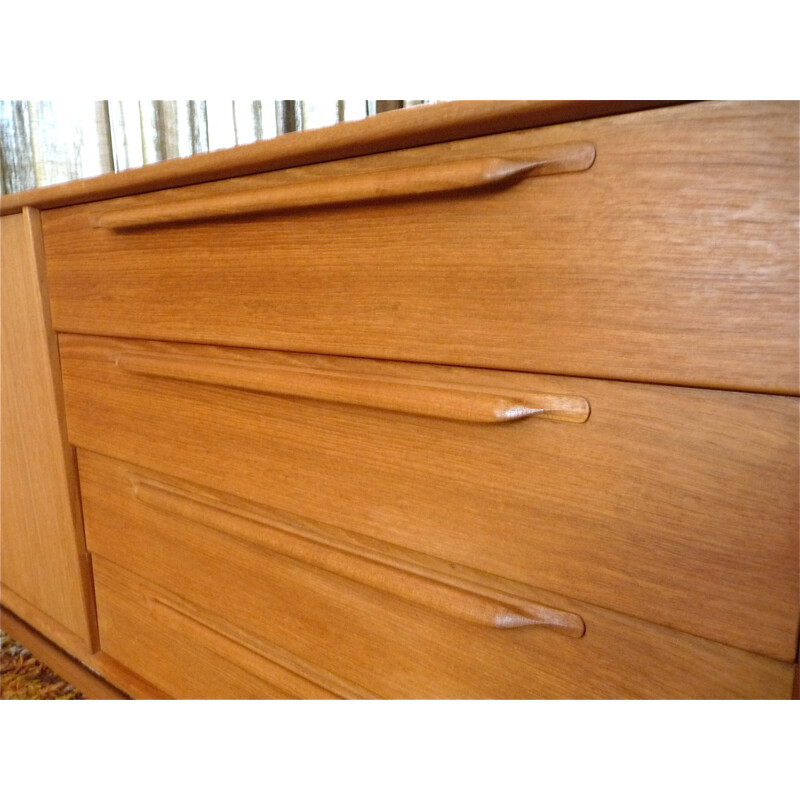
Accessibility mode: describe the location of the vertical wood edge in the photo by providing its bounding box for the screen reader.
[20,206,100,651]
[0,596,170,699]
[1,585,95,660]
[0,605,127,699]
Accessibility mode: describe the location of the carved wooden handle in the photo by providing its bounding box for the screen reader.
[96,141,596,229]
[132,478,586,638]
[117,351,590,424]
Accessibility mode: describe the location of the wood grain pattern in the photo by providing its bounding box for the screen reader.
[0,210,97,650]
[0,101,681,214]
[146,595,377,699]
[6,100,796,700]
[0,585,96,664]
[42,102,799,394]
[96,144,595,228]
[77,651,170,699]
[82,477,795,699]
[132,477,586,636]
[118,350,590,424]
[61,345,799,664]
[93,575,294,699]
[93,558,373,699]
[1,590,168,699]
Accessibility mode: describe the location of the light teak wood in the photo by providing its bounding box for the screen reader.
[118,350,590,424]
[145,594,378,699]
[93,558,375,699]
[4,101,797,700]
[43,102,799,394]
[96,144,595,229]
[132,477,586,636]
[0,210,96,650]
[60,338,800,661]
[92,568,296,699]
[81,461,795,699]
[0,587,169,698]
[0,101,679,214]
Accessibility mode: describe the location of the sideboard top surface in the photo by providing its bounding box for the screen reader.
[0,101,684,215]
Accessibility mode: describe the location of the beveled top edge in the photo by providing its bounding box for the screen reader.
[0,100,690,215]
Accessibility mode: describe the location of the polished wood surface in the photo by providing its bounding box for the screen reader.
[0,210,97,650]
[94,558,375,699]
[96,143,595,229]
[1,587,168,699]
[64,326,798,662]
[0,101,680,215]
[4,100,796,699]
[81,462,794,699]
[117,349,590,424]
[94,570,291,699]
[132,477,586,636]
[145,594,378,699]
[43,102,799,394]
[0,586,97,665]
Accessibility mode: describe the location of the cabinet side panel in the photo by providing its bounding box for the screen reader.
[1,209,97,649]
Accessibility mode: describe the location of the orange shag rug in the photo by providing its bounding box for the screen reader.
[1,630,84,700]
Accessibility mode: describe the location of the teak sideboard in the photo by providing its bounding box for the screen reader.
[1,100,798,699]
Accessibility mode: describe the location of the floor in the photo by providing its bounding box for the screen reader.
[0,629,85,699]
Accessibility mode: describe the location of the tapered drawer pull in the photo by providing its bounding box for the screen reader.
[96,141,596,229]
[117,352,590,424]
[133,478,586,638]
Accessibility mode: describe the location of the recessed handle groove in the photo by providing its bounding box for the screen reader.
[133,478,586,638]
[117,351,590,424]
[96,141,596,229]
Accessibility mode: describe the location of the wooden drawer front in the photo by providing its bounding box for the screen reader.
[44,102,798,394]
[1,211,96,650]
[93,556,362,700]
[60,335,800,661]
[81,453,795,699]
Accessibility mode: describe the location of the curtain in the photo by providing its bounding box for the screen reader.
[0,100,434,195]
